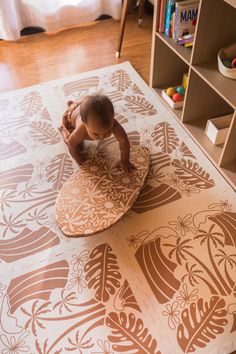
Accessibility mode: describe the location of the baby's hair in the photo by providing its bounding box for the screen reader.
[80,94,114,126]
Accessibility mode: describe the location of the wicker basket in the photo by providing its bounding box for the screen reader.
[217,43,236,80]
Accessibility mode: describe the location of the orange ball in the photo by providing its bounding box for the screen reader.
[166,87,176,97]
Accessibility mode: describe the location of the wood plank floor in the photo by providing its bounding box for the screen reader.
[0,10,153,94]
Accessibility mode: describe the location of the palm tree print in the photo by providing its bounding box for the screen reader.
[164,224,234,296]
[215,249,236,289]
[195,224,224,248]
[163,237,193,266]
[194,224,232,295]
[182,263,218,294]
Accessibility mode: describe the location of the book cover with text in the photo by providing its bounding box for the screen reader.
[174,0,199,39]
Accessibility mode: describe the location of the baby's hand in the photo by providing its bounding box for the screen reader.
[117,159,136,174]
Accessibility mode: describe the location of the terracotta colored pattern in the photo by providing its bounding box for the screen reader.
[0,62,236,354]
[55,145,150,237]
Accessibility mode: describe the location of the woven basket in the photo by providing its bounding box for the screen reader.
[218,43,236,80]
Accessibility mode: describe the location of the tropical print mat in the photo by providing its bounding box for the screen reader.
[0,62,236,354]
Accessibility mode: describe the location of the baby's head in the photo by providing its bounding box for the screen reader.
[80,94,114,140]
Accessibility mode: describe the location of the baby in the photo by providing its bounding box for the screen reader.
[59,94,134,173]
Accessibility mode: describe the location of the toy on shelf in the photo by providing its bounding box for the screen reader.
[218,43,236,80]
[161,72,188,109]
[231,58,236,68]
[182,72,188,89]
[162,85,185,108]
[177,34,194,47]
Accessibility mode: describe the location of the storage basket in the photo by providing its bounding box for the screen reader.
[217,43,236,80]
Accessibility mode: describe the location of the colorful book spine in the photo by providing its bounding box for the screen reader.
[165,0,181,37]
[159,0,167,33]
[161,0,167,32]
[164,0,172,36]
[169,6,176,38]
[159,0,164,32]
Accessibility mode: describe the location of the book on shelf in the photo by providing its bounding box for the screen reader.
[184,41,193,47]
[159,0,167,32]
[177,33,194,45]
[165,0,176,36]
[174,0,199,40]
[164,0,185,37]
[169,6,176,38]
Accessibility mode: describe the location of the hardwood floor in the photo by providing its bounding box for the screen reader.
[0,10,153,94]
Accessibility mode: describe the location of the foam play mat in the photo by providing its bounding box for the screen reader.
[55,144,150,237]
[0,62,236,354]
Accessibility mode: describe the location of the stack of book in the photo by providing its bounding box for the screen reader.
[158,0,199,47]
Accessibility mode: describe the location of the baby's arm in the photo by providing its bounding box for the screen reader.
[113,120,134,173]
[58,124,70,144]
[67,125,87,165]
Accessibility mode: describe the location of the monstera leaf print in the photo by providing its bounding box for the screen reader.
[177,296,227,353]
[106,90,123,103]
[84,244,122,302]
[124,96,157,115]
[151,151,171,169]
[40,107,51,120]
[151,122,179,153]
[106,312,161,354]
[29,121,60,145]
[46,153,74,191]
[228,303,236,333]
[172,159,215,189]
[110,70,133,91]
[178,142,196,159]
[132,83,144,95]
[19,91,43,116]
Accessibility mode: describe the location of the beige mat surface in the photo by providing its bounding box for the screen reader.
[0,62,235,354]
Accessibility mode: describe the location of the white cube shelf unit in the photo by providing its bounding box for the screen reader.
[150,0,236,190]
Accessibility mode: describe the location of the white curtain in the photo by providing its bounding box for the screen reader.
[0,0,122,40]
